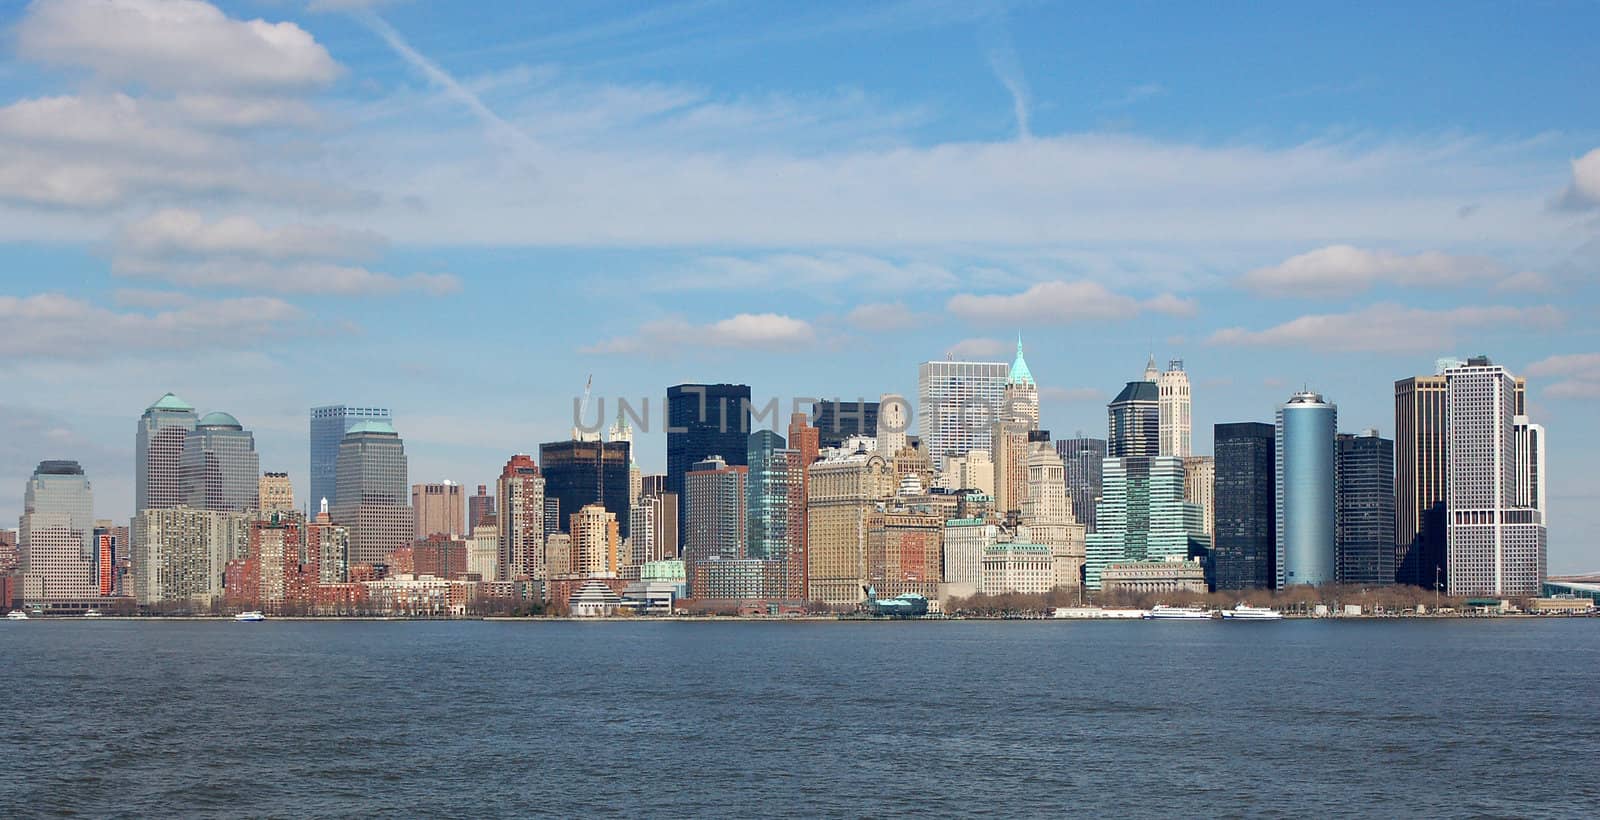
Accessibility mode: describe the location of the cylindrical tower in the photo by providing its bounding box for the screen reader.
[1276,391,1337,587]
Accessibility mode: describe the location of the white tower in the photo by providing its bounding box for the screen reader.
[1158,360,1192,458]
[876,393,909,457]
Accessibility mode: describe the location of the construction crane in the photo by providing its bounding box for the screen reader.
[572,374,595,441]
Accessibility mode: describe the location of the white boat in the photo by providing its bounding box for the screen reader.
[1222,603,1284,621]
[234,611,267,622]
[1053,606,1148,619]
[5,610,28,620]
[1142,604,1215,620]
[82,609,102,618]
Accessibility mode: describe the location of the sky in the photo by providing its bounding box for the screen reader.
[0,0,1597,570]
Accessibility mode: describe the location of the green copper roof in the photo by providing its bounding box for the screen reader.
[147,392,194,412]
[197,411,242,429]
[346,420,397,436]
[1008,335,1035,386]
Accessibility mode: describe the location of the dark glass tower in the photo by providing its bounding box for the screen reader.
[667,384,752,544]
[1213,422,1276,590]
[1107,381,1159,458]
[539,439,632,539]
[810,400,879,451]
[1055,437,1107,533]
[1337,431,1396,586]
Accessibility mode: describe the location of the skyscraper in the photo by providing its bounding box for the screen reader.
[309,404,391,513]
[1276,392,1337,588]
[876,394,910,457]
[607,406,643,508]
[1020,432,1085,592]
[133,506,250,606]
[539,438,631,539]
[667,384,752,545]
[991,419,1031,516]
[1005,337,1039,428]
[917,360,1009,469]
[19,460,100,611]
[1336,431,1396,586]
[259,472,294,515]
[411,481,464,538]
[684,455,747,597]
[467,484,495,529]
[569,504,620,578]
[137,393,198,513]
[866,506,944,598]
[330,420,412,569]
[747,430,806,598]
[1108,377,1160,458]
[812,400,880,451]
[1158,360,1192,458]
[496,455,544,581]
[1055,437,1106,533]
[1183,455,1215,544]
[181,411,260,513]
[1444,357,1546,597]
[1083,456,1206,590]
[807,449,895,604]
[1213,422,1276,590]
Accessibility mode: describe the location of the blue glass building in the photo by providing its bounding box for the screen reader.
[1276,392,1337,587]
[310,404,391,513]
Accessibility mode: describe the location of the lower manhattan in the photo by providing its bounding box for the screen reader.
[3,1,1598,817]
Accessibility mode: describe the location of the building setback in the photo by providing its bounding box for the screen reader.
[1336,431,1396,586]
[1213,422,1276,590]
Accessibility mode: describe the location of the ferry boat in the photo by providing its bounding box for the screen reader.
[82,609,103,618]
[5,610,28,620]
[234,611,267,622]
[1142,604,1215,620]
[1222,603,1285,621]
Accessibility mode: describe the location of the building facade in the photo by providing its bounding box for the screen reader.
[866,506,943,599]
[259,472,295,515]
[1276,392,1337,588]
[1020,435,1085,593]
[812,400,880,451]
[917,360,1009,469]
[667,384,752,545]
[180,412,259,513]
[1336,431,1396,586]
[1056,437,1107,533]
[569,504,621,578]
[137,393,199,513]
[979,542,1055,596]
[942,517,998,590]
[19,460,100,611]
[496,455,545,581]
[1084,456,1206,590]
[411,481,465,538]
[133,506,251,606]
[1213,422,1276,590]
[309,404,391,513]
[1158,360,1192,458]
[684,456,748,597]
[540,439,632,539]
[1183,455,1215,544]
[330,420,412,570]
[747,430,806,598]
[807,451,895,605]
[1108,379,1160,458]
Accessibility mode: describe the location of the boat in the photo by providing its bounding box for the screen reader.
[234,611,267,622]
[1053,606,1148,619]
[5,610,28,620]
[1222,603,1284,621]
[1142,604,1215,620]
[82,609,103,618]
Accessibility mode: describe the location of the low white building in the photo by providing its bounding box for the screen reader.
[943,517,998,588]
[1099,557,1208,595]
[979,542,1054,596]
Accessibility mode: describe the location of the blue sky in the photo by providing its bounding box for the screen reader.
[1,0,1598,570]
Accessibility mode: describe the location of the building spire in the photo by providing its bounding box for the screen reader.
[1008,333,1035,386]
[1144,353,1159,382]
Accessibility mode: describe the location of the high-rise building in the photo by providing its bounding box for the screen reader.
[812,400,880,451]
[19,460,100,611]
[1055,437,1106,533]
[181,412,260,513]
[684,456,747,597]
[1108,376,1160,458]
[309,405,391,513]
[467,484,495,529]
[539,439,631,539]
[628,492,679,565]
[607,406,643,508]
[569,504,620,578]
[330,420,411,570]
[918,360,1009,469]
[307,503,349,584]
[746,431,805,598]
[1336,431,1396,586]
[991,419,1031,516]
[411,481,464,538]
[137,393,198,513]
[1276,391,1337,588]
[1083,456,1205,590]
[133,506,250,606]
[1005,337,1039,429]
[667,384,752,545]
[495,455,544,581]
[787,412,819,588]
[1158,360,1192,458]
[807,450,895,604]
[1444,357,1546,597]
[876,394,910,457]
[866,506,943,598]
[259,472,295,515]
[1183,455,1215,543]
[1019,433,1085,593]
[944,449,995,496]
[1213,422,1276,590]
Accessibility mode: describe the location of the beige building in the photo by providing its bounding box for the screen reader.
[979,542,1054,596]
[945,449,994,496]
[469,522,499,580]
[807,451,895,605]
[991,420,1031,517]
[1158,360,1192,458]
[866,506,943,598]
[412,481,464,538]
[1100,557,1208,595]
[496,455,545,581]
[1019,438,1085,593]
[259,472,295,515]
[571,504,620,578]
[133,506,251,606]
[1183,456,1215,542]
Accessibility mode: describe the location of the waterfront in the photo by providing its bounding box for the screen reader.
[3,620,1598,817]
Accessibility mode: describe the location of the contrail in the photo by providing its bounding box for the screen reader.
[979,16,1031,141]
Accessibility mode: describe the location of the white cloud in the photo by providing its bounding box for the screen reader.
[1526,352,1600,399]
[1556,147,1600,210]
[845,302,922,330]
[947,280,1194,324]
[1208,303,1563,353]
[583,313,816,355]
[945,338,1009,359]
[668,252,961,292]
[116,209,383,261]
[16,0,340,92]
[1239,245,1507,297]
[0,293,305,359]
[114,259,460,296]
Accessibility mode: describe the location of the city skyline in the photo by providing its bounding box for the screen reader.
[0,0,1596,572]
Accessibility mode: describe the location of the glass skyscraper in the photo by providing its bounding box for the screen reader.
[1055,437,1107,533]
[1336,431,1396,586]
[1276,392,1337,588]
[310,404,391,513]
[1213,422,1276,590]
[1083,455,1205,590]
[539,439,632,539]
[1107,380,1160,458]
[19,460,99,609]
[137,393,198,513]
[917,360,1009,469]
[181,411,260,513]
[811,400,880,451]
[667,384,751,545]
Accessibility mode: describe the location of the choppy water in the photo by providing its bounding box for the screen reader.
[2,619,1597,817]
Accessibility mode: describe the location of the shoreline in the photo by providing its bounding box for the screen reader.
[6,613,1596,623]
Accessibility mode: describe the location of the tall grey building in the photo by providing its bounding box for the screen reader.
[310,404,391,513]
[1107,378,1159,458]
[19,460,100,610]
[1276,392,1337,588]
[1213,422,1276,590]
[137,393,198,513]
[1336,431,1395,586]
[917,360,1009,469]
[331,420,412,568]
[181,412,260,513]
[1055,437,1107,533]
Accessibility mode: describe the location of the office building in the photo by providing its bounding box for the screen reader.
[180,411,260,513]
[411,481,464,538]
[468,484,495,529]
[569,504,620,578]
[1108,375,1160,458]
[876,394,910,457]
[540,439,631,539]
[942,517,999,591]
[1336,431,1396,586]
[1444,358,1546,597]
[1019,433,1085,592]
[787,412,819,584]
[1158,360,1192,458]
[607,406,643,507]
[1183,455,1215,543]
[944,449,995,496]
[137,393,199,513]
[1276,392,1337,588]
[747,430,805,598]
[979,542,1055,596]
[133,506,251,606]
[684,456,747,596]
[1005,338,1039,428]
[667,384,752,545]
[1101,557,1208,595]
[1213,423,1276,590]
[468,522,499,581]
[330,420,412,570]
[812,400,880,451]
[991,419,1031,517]
[310,405,391,513]
[918,359,1009,469]
[866,506,943,599]
[1056,437,1106,533]
[807,450,895,604]
[1084,456,1206,591]
[19,460,100,611]
[496,455,545,581]
[259,472,294,515]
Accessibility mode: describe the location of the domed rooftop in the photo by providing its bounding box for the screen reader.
[197,411,242,429]
[346,419,397,436]
[147,392,194,412]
